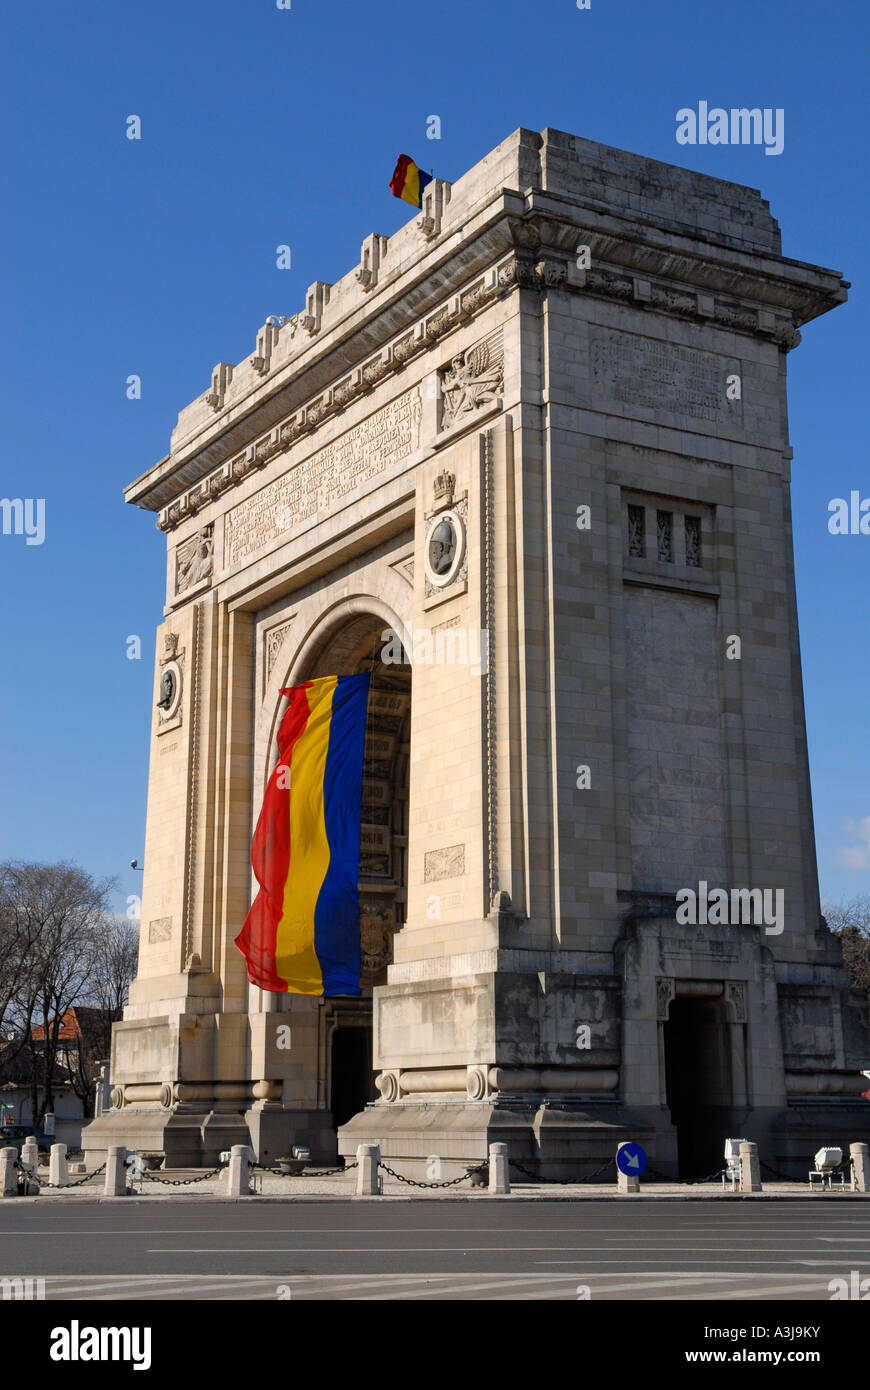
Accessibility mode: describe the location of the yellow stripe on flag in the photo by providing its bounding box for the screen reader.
[275,677,338,993]
[404,166,421,206]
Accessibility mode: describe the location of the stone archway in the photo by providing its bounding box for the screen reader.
[300,614,412,993]
[265,608,412,1134]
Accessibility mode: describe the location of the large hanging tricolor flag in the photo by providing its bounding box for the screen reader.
[389,153,433,208]
[236,672,370,996]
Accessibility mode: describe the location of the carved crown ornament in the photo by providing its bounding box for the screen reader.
[433,470,455,507]
[155,219,801,534]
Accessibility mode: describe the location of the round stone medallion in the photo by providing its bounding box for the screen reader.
[424,509,465,588]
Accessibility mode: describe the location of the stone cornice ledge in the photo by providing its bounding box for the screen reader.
[132,207,846,529]
[126,186,528,514]
[521,189,848,325]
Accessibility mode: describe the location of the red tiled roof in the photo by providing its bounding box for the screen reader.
[30,1006,107,1043]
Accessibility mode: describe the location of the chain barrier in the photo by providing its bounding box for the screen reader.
[682,1166,730,1186]
[13,1150,839,1195]
[140,1165,224,1187]
[509,1156,616,1185]
[759,1159,805,1183]
[760,1157,851,1187]
[378,1161,487,1189]
[642,1161,728,1186]
[510,1158,733,1187]
[14,1158,107,1190]
[61,1163,108,1188]
[250,1161,358,1177]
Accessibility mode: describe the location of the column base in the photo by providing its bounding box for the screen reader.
[244,1106,338,1166]
[81,1106,251,1168]
[337,1099,661,1181]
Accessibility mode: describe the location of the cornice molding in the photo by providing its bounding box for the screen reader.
[151,211,837,531]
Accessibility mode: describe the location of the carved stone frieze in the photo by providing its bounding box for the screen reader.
[155,226,804,534]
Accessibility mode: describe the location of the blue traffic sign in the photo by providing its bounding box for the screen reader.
[616,1142,647,1176]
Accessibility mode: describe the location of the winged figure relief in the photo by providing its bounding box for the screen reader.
[441,337,504,425]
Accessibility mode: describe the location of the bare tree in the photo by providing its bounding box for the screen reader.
[0,863,40,1057]
[86,915,139,1050]
[67,915,139,1113]
[823,894,870,997]
[0,861,112,1124]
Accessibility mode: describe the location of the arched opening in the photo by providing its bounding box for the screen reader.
[300,613,411,1134]
[664,995,733,1178]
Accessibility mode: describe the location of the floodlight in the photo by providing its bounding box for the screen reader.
[814,1147,842,1173]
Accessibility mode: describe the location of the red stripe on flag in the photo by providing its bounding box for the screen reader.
[389,153,414,200]
[235,683,314,991]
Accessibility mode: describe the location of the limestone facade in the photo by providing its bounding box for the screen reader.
[82,128,869,1176]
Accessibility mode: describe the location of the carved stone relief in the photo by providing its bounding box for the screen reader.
[656,976,675,1021]
[175,524,214,597]
[148,917,172,944]
[265,619,295,683]
[725,981,747,1024]
[424,844,466,882]
[439,329,504,429]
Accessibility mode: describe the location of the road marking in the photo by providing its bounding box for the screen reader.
[664,1281,830,1300]
[352,1274,556,1300]
[30,1270,845,1301]
[147,1251,828,1262]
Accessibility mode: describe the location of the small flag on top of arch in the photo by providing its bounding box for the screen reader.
[389,153,433,208]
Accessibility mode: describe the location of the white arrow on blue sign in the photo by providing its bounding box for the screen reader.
[616,1142,647,1175]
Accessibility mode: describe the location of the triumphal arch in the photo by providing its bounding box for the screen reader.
[83,128,869,1177]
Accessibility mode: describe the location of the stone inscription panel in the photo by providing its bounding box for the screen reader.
[590,327,742,429]
[224,387,422,568]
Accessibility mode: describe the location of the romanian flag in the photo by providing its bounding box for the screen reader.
[236,673,370,996]
[389,153,433,208]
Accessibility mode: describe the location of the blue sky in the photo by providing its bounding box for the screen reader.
[0,0,867,914]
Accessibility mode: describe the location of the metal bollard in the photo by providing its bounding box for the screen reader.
[355,1144,381,1195]
[488,1143,510,1194]
[616,1142,640,1194]
[850,1142,869,1193]
[225,1144,251,1197]
[104,1145,127,1196]
[739,1141,762,1193]
[0,1147,17,1196]
[49,1143,67,1189]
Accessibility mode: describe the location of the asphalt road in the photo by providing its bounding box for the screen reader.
[1,1199,868,1299]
